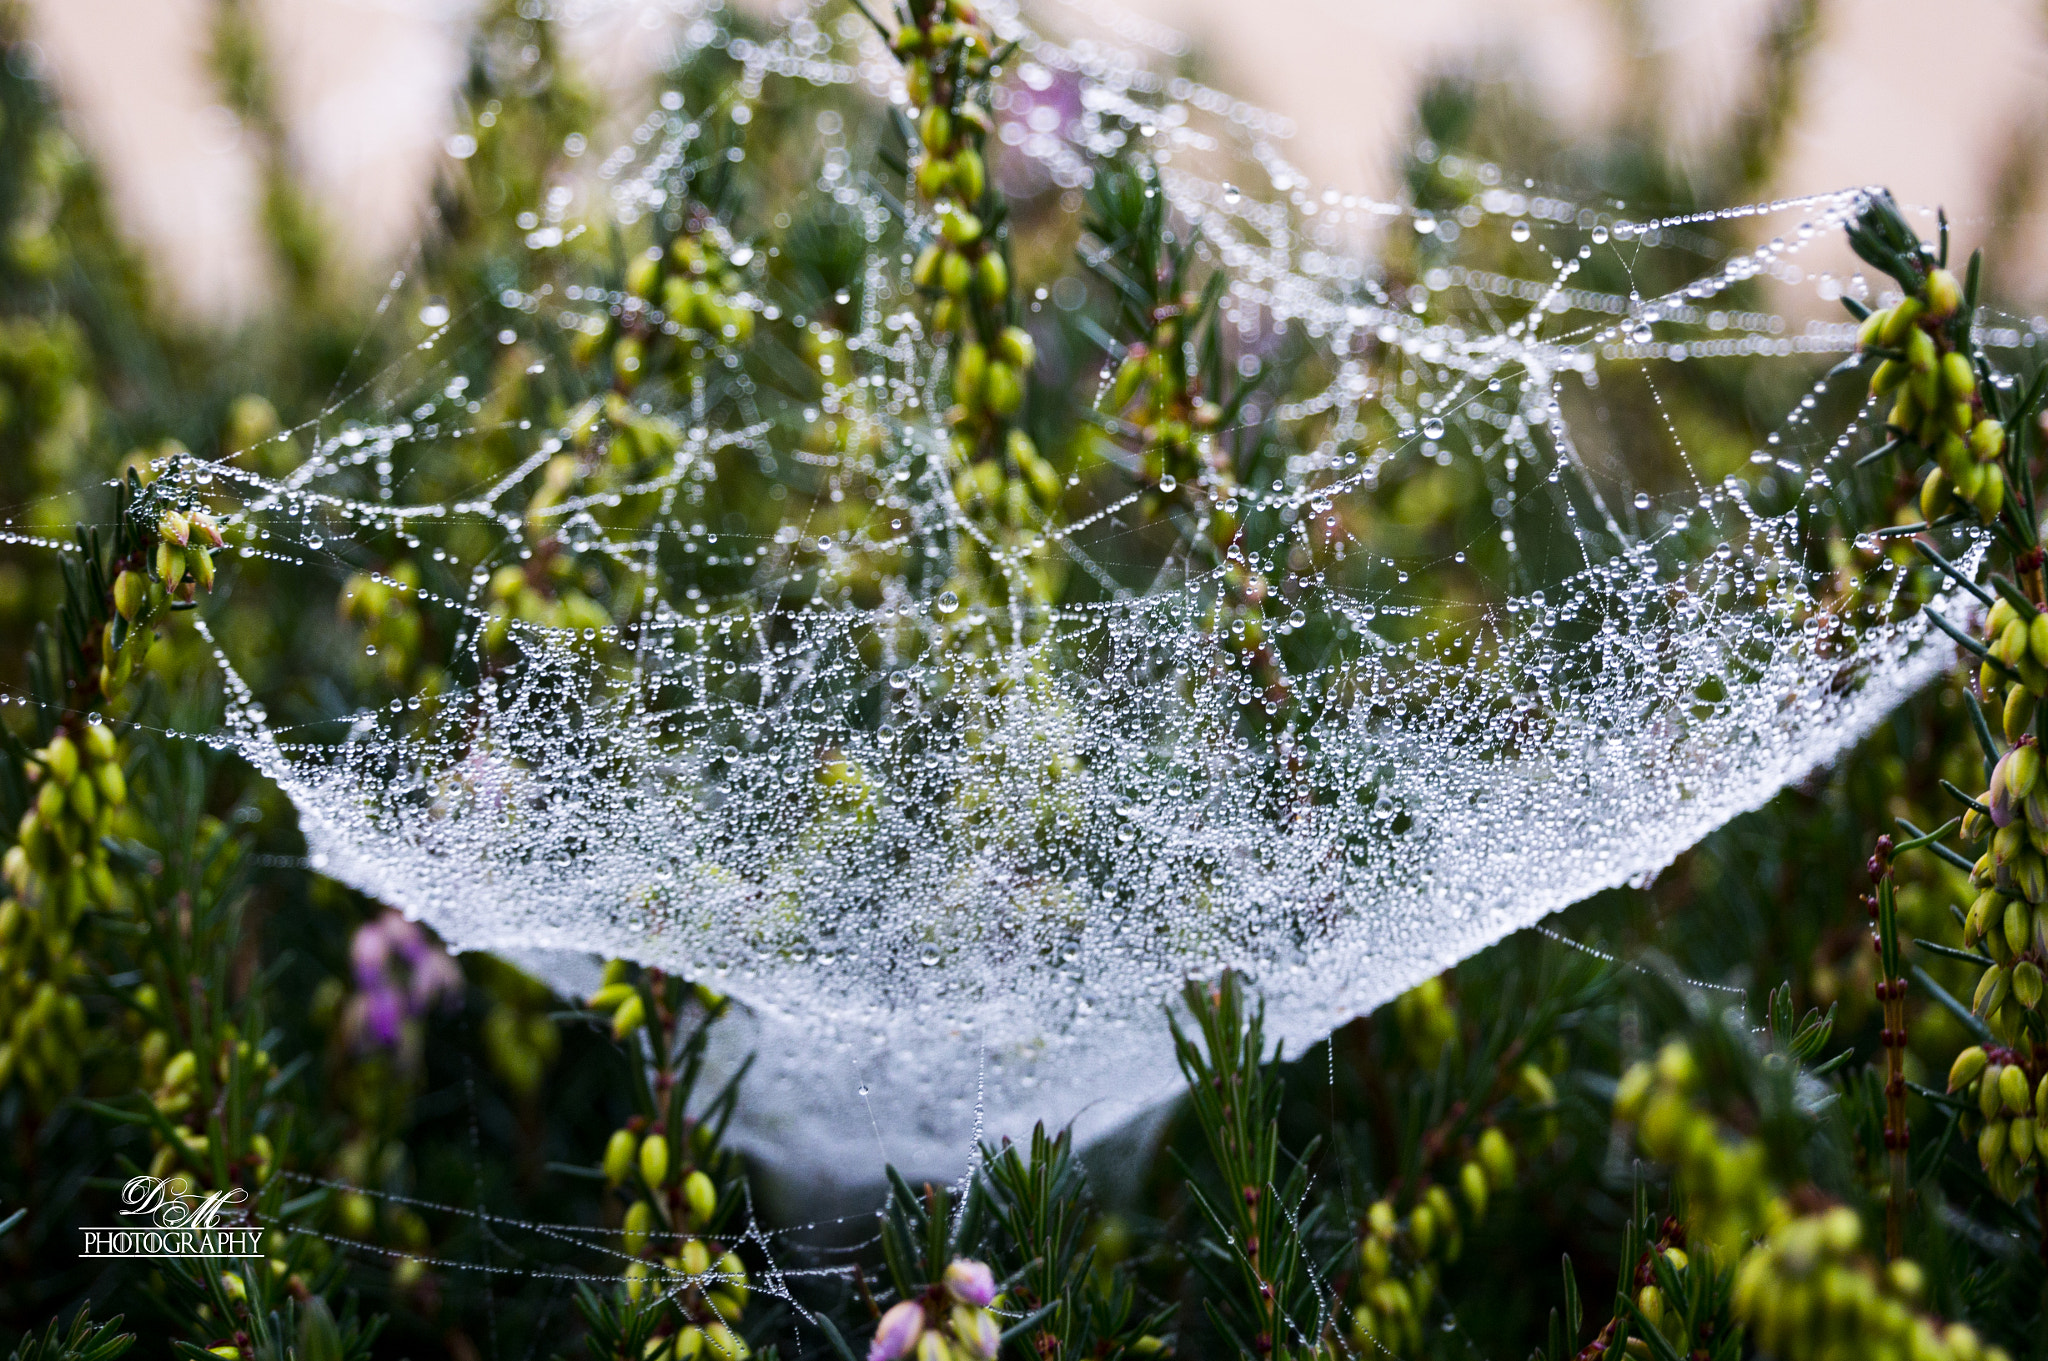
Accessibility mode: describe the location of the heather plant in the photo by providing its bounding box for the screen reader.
[8,1,2048,1359]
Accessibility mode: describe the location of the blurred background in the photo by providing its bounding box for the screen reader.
[22,0,2048,329]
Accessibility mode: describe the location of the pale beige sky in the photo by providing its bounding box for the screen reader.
[22,0,2048,324]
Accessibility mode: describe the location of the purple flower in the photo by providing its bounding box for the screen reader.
[360,988,403,1047]
[943,1258,995,1307]
[343,911,463,1053]
[868,1300,924,1361]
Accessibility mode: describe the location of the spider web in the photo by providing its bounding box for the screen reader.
[118,0,2026,1184]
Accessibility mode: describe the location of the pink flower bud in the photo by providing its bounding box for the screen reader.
[943,1258,996,1307]
[869,1301,924,1361]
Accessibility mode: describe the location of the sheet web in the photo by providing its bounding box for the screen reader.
[113,0,2018,1189]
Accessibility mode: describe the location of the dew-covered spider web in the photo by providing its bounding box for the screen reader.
[106,0,2044,1183]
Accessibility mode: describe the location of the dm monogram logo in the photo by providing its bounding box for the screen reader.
[78,1175,262,1258]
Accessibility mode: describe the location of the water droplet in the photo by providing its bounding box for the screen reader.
[1222,183,1240,204]
[418,298,451,328]
[1510,221,1530,242]
[1633,492,1650,511]
[1590,225,1609,245]
[935,590,960,614]
[1421,416,1445,439]
[1158,474,1177,493]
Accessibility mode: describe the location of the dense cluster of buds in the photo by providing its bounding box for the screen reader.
[1856,274,2003,524]
[607,221,757,382]
[891,0,1050,542]
[1612,1042,1783,1260]
[1840,192,2004,525]
[868,1258,1001,1361]
[1349,1125,1516,1355]
[1614,1037,2003,1361]
[1958,666,2048,1064]
[1945,1043,2048,1198]
[0,720,128,1103]
[152,506,225,603]
[588,962,753,1358]
[1349,976,1557,1354]
[1732,1210,2006,1361]
[1102,297,1234,524]
[897,0,999,338]
[141,1024,276,1183]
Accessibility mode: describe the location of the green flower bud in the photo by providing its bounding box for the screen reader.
[2016,1114,2038,1164]
[1612,1061,1653,1121]
[1857,308,1888,350]
[68,774,96,823]
[940,251,973,298]
[603,1128,636,1185]
[1977,964,2012,1018]
[938,205,983,245]
[2001,619,2032,668]
[155,541,184,585]
[1477,1126,1515,1190]
[157,509,191,546]
[953,342,988,407]
[1942,349,1976,401]
[1888,387,1921,434]
[1968,891,2001,944]
[954,147,986,203]
[1637,1285,1664,1331]
[639,1132,670,1188]
[1975,462,2006,519]
[2018,847,2046,903]
[1870,357,1907,397]
[918,105,952,153]
[915,155,952,200]
[1905,325,1937,375]
[686,1168,717,1223]
[81,722,116,766]
[1925,267,1963,320]
[1950,1045,1990,1091]
[588,982,634,1011]
[611,992,646,1039]
[2008,686,2038,744]
[2016,959,2044,1010]
[1458,1160,1488,1218]
[42,734,79,786]
[1920,466,1954,523]
[983,361,1022,416]
[973,251,1008,305]
[996,325,1035,370]
[1979,1119,2006,1169]
[624,252,661,299]
[113,569,147,621]
[912,243,944,291]
[1948,398,1975,435]
[1515,1062,1557,1107]
[682,1237,711,1276]
[2010,899,2037,956]
[1973,418,2007,462]
[1878,296,1924,347]
[189,544,215,591]
[1946,439,1980,495]
[623,1199,653,1255]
